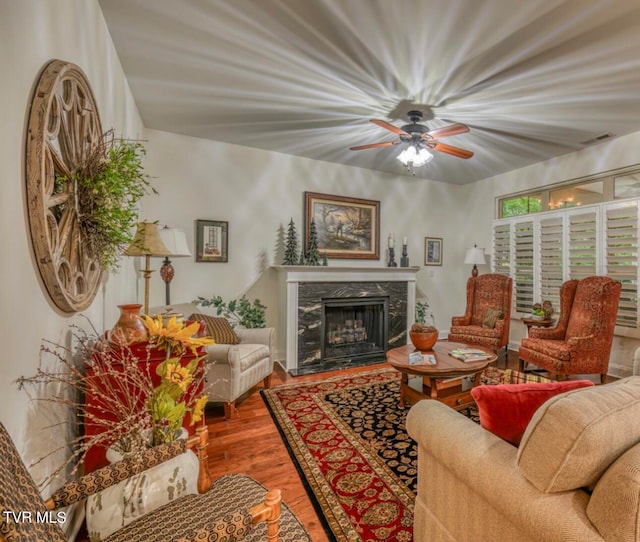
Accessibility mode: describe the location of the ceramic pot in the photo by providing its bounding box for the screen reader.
[110,304,148,346]
[410,330,439,351]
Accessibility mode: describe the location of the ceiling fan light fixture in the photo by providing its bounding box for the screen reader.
[397,144,433,168]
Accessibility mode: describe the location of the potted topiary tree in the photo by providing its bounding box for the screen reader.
[410,300,439,351]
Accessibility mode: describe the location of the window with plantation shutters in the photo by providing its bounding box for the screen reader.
[492,223,511,276]
[514,221,534,313]
[539,216,564,311]
[568,210,598,280]
[605,202,639,328]
[493,198,640,336]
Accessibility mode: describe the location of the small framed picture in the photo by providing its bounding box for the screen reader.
[424,237,443,266]
[196,220,228,262]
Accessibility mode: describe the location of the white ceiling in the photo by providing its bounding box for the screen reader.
[98,0,640,184]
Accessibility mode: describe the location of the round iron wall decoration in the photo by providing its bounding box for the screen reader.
[26,59,104,312]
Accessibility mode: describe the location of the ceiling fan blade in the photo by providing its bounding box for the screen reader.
[350,141,400,151]
[424,123,470,139]
[370,119,410,137]
[432,142,474,159]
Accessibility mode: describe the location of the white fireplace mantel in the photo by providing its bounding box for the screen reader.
[273,266,420,371]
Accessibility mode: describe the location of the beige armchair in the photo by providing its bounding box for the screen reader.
[407,376,640,542]
[152,303,275,419]
[204,326,275,418]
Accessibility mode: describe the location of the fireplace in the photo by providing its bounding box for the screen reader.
[322,297,389,364]
[274,266,419,374]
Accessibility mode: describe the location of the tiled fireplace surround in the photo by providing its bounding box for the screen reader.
[275,267,419,373]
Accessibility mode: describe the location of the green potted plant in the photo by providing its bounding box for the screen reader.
[193,295,266,328]
[410,300,439,351]
[531,303,545,320]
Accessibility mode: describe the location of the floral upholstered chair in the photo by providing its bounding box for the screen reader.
[448,274,513,357]
[518,275,621,383]
[0,423,311,542]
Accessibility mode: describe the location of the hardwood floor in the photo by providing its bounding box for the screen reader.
[203,363,368,541]
[76,349,606,541]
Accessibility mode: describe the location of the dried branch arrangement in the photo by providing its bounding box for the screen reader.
[17,319,212,487]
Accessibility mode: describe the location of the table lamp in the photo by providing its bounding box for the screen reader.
[158,226,192,305]
[464,244,487,277]
[124,222,171,314]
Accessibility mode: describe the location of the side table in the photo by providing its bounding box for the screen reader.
[521,317,554,334]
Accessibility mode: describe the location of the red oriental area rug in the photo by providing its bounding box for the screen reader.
[261,368,505,541]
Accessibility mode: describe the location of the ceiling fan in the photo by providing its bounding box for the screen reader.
[350,110,473,170]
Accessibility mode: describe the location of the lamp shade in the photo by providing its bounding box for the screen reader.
[464,246,487,265]
[158,227,191,257]
[124,222,171,257]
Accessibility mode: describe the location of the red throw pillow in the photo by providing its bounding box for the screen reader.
[471,380,595,446]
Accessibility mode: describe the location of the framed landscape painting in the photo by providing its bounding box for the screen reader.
[304,192,380,259]
[424,237,443,266]
[196,220,228,262]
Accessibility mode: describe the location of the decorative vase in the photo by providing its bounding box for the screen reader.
[409,330,439,351]
[110,303,148,346]
[90,427,196,540]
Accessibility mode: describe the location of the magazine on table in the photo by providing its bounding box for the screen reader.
[449,348,492,362]
[408,351,437,365]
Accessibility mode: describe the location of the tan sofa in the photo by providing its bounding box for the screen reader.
[151,303,275,418]
[406,376,640,542]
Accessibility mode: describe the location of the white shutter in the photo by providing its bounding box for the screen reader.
[514,220,534,313]
[605,202,639,328]
[539,215,564,311]
[492,222,511,276]
[568,210,598,280]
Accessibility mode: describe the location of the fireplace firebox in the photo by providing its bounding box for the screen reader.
[321,297,388,364]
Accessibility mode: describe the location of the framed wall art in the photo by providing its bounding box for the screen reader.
[196,220,228,262]
[304,192,380,259]
[424,237,443,266]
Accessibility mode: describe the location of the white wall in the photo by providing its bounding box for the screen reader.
[141,128,470,339]
[0,0,144,503]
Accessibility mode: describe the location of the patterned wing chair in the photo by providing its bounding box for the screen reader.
[448,274,513,356]
[518,276,622,383]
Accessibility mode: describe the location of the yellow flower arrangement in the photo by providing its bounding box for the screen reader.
[142,314,214,356]
[142,314,215,444]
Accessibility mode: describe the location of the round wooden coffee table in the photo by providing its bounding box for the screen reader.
[386,341,496,410]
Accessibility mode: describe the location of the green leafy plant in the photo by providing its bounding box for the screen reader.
[193,295,267,328]
[415,300,430,324]
[413,300,436,333]
[531,302,545,317]
[59,130,157,272]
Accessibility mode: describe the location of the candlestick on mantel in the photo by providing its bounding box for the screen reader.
[388,246,397,267]
[400,244,409,267]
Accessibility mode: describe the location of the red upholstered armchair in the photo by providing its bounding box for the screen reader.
[448,274,513,356]
[519,276,622,383]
